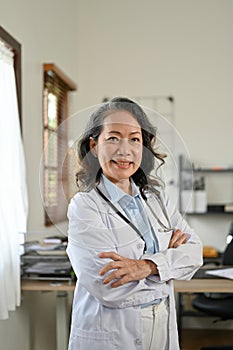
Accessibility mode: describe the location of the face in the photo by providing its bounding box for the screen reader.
[90,111,143,187]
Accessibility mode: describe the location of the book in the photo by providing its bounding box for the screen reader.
[34,248,67,256]
[25,242,66,252]
[43,235,68,244]
[19,233,36,255]
[224,203,233,213]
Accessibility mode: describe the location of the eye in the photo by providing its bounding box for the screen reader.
[106,136,120,143]
[130,137,141,143]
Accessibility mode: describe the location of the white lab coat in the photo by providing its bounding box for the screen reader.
[67,180,203,350]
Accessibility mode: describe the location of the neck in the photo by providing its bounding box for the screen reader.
[115,179,132,195]
[104,175,132,195]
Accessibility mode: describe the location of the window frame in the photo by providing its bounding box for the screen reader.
[43,63,77,226]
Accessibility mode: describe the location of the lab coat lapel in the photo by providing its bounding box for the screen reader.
[96,181,128,217]
[144,193,168,229]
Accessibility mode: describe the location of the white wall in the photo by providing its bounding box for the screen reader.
[74,0,233,251]
[1,0,233,349]
[0,1,78,349]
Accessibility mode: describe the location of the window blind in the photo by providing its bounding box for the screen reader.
[43,64,77,226]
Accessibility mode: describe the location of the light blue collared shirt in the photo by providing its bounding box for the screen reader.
[102,175,159,254]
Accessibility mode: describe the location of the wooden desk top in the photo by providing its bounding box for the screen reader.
[21,278,233,293]
[21,279,75,292]
[174,278,233,293]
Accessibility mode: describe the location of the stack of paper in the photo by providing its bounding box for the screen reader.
[206,268,233,280]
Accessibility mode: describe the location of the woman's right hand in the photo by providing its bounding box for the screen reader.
[98,251,158,288]
[168,229,188,248]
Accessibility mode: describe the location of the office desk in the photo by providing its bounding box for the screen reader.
[174,278,233,341]
[21,279,75,292]
[22,278,233,294]
[21,279,233,349]
[21,280,75,350]
[174,278,233,293]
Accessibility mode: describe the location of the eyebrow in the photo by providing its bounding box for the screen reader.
[107,131,142,135]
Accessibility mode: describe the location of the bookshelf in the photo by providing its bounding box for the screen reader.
[179,155,233,215]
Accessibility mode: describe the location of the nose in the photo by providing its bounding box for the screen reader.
[116,138,131,155]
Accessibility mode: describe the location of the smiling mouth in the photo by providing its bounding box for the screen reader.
[112,160,133,168]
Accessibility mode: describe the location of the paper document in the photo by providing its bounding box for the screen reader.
[206,268,233,280]
[25,243,65,251]
[24,261,71,274]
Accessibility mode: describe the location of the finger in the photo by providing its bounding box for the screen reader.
[173,233,189,248]
[102,267,127,284]
[180,233,188,243]
[168,230,182,248]
[98,251,122,260]
[176,233,188,244]
[110,275,130,288]
[171,233,188,248]
[168,230,188,248]
[99,260,123,276]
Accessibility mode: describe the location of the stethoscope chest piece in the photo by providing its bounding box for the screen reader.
[158,227,175,233]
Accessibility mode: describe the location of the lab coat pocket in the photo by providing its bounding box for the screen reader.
[156,231,172,251]
[69,328,115,350]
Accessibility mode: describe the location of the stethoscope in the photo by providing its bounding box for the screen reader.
[96,186,176,252]
[145,192,176,233]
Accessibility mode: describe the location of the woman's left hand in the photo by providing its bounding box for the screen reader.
[168,229,189,248]
[98,251,158,288]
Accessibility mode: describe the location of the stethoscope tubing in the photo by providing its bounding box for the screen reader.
[95,187,148,252]
[145,196,176,233]
[96,186,175,235]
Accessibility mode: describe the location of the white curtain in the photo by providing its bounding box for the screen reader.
[0,41,28,319]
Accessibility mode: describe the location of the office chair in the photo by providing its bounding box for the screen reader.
[200,347,233,350]
[192,224,233,350]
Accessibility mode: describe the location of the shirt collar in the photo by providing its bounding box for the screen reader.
[101,175,140,204]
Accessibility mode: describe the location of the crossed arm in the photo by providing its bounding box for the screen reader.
[99,229,188,288]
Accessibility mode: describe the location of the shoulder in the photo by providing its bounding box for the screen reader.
[70,189,94,201]
[146,185,166,202]
[146,186,175,213]
[68,189,100,216]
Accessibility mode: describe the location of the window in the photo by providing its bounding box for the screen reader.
[0,26,21,130]
[0,27,27,319]
[43,63,77,226]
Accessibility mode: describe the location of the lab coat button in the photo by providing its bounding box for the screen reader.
[134,338,142,345]
[137,243,143,249]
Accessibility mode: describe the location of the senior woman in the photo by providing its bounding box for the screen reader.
[67,97,203,350]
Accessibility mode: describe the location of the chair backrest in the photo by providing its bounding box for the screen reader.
[222,236,233,265]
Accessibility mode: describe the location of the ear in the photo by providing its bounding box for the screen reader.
[89,137,97,157]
